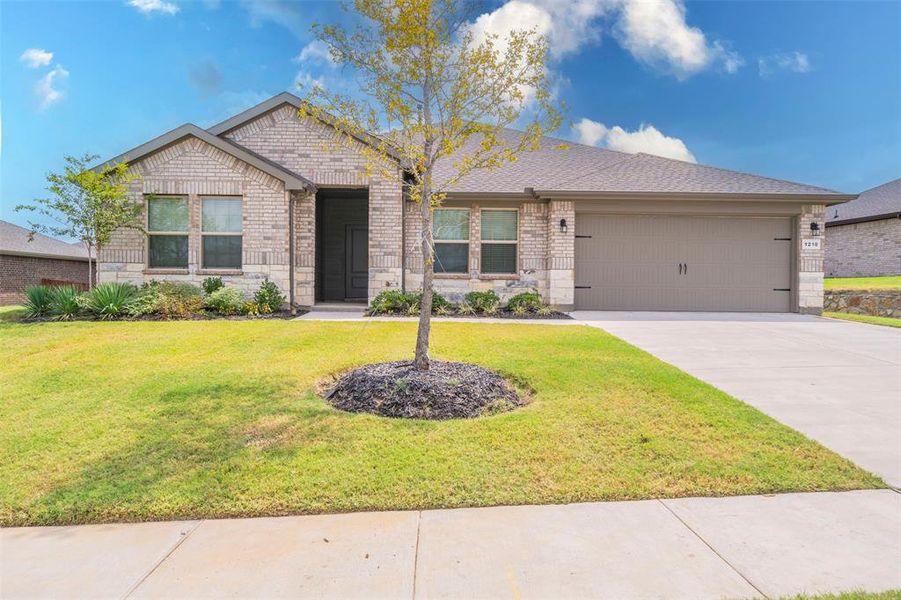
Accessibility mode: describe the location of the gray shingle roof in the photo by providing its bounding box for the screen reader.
[435,128,846,198]
[0,220,91,260]
[827,178,901,225]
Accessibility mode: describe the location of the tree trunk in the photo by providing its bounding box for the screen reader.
[86,242,94,290]
[413,60,435,372]
[413,189,434,370]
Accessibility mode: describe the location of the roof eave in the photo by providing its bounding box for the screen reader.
[827,211,901,227]
[529,189,858,204]
[98,123,316,192]
[0,249,91,262]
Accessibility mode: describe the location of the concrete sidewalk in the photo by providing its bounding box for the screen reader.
[3,490,899,599]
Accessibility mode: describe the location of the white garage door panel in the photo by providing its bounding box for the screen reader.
[575,214,793,312]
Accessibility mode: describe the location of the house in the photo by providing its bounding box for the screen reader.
[97,92,853,314]
[0,220,92,305]
[825,178,901,277]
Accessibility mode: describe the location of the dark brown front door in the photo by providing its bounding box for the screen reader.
[345,225,368,300]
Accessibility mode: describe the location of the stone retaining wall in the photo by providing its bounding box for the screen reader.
[824,290,901,318]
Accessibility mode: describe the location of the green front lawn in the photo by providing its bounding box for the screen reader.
[825,276,901,290]
[0,305,25,322]
[824,312,901,328]
[0,320,881,526]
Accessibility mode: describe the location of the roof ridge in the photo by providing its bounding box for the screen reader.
[633,152,843,194]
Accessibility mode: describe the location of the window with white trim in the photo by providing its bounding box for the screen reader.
[147,196,189,269]
[480,209,518,274]
[433,208,470,274]
[201,197,243,270]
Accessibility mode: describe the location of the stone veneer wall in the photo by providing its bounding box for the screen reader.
[403,199,556,304]
[98,138,291,296]
[797,204,826,314]
[824,290,901,318]
[222,104,403,304]
[825,218,901,277]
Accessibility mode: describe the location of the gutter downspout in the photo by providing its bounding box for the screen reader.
[288,190,296,314]
[401,183,406,293]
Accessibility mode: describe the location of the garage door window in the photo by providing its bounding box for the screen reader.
[433,208,469,274]
[481,209,517,274]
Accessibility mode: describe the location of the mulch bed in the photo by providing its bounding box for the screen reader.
[368,310,572,320]
[323,360,527,420]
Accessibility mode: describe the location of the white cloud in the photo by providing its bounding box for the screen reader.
[615,0,741,79]
[468,0,611,61]
[35,65,69,109]
[573,117,608,146]
[20,48,53,68]
[240,0,306,37]
[758,51,811,77]
[127,0,179,15]
[469,0,741,79]
[573,117,695,162]
[295,40,336,67]
[293,71,325,92]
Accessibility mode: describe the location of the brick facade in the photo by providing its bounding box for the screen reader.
[825,218,901,277]
[0,254,90,305]
[95,100,829,313]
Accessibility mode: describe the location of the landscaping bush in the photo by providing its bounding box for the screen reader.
[127,281,203,318]
[202,276,224,295]
[464,290,500,314]
[254,279,285,313]
[48,286,82,319]
[242,301,263,316]
[369,290,454,315]
[22,285,54,318]
[204,287,244,315]
[506,290,544,312]
[369,290,416,314]
[79,282,138,319]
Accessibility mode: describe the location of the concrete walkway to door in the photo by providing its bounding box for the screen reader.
[572,311,901,487]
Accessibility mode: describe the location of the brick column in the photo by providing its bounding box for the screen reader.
[547,200,575,310]
[797,204,826,314]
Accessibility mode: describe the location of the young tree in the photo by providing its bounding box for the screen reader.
[16,154,142,289]
[302,0,562,370]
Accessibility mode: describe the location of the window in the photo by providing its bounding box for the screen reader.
[201,197,243,270]
[433,208,470,274]
[480,209,518,274]
[147,196,189,268]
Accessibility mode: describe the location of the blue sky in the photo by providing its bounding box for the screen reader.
[2,0,899,232]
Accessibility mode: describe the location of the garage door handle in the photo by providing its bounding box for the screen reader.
[678,263,683,275]
[684,263,687,275]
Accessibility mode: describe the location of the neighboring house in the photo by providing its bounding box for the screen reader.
[0,220,92,305]
[825,178,901,277]
[97,92,853,314]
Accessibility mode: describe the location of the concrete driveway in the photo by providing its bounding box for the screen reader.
[572,312,901,487]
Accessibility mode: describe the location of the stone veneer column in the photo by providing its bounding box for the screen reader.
[797,203,826,314]
[547,200,575,310]
[293,190,316,307]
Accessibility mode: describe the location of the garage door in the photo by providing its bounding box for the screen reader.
[574,214,793,312]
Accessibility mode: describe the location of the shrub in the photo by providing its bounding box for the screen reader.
[510,304,527,317]
[456,301,475,316]
[242,301,262,316]
[127,281,203,318]
[464,290,500,314]
[254,279,285,313]
[506,290,544,312]
[536,305,554,316]
[369,290,415,315]
[202,276,224,295]
[369,290,454,315]
[204,287,244,315]
[79,282,138,319]
[48,286,82,319]
[23,285,54,318]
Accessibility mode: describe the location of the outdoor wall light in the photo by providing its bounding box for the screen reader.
[809,222,821,236]
[559,218,568,233]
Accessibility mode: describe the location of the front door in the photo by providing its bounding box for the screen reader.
[345,225,368,300]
